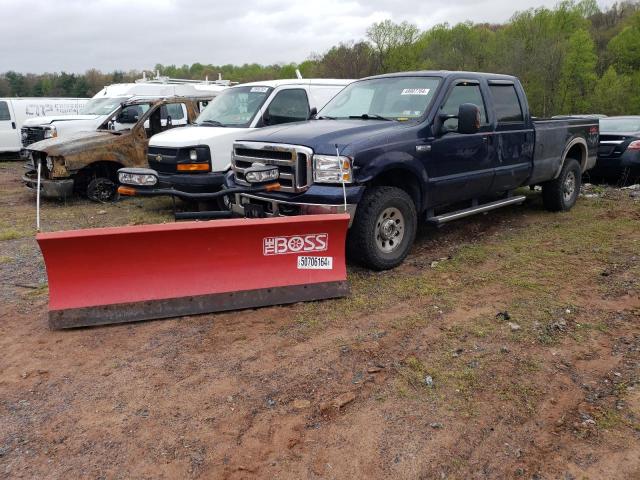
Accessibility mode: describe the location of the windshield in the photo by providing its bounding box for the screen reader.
[600,117,640,133]
[319,76,441,121]
[195,86,273,127]
[80,97,130,116]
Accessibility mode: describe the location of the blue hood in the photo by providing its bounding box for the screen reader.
[237,119,406,155]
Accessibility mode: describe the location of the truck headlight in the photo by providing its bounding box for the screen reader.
[189,149,198,161]
[118,168,158,186]
[46,156,53,171]
[244,163,279,184]
[313,155,353,184]
[44,126,57,139]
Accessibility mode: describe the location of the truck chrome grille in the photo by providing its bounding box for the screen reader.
[232,142,313,193]
[598,135,628,159]
[148,146,179,173]
[21,127,45,147]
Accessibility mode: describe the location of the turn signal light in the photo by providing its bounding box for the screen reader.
[118,186,137,196]
[265,182,281,192]
[177,163,209,172]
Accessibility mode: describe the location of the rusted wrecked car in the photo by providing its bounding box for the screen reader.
[22,97,200,202]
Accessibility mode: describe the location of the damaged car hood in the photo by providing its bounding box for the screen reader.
[27,130,123,156]
[22,115,103,127]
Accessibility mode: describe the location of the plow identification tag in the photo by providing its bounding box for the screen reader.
[297,256,333,270]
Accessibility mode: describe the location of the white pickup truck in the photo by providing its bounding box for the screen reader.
[142,78,352,197]
[20,78,229,149]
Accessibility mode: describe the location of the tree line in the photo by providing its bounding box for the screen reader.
[1,0,639,117]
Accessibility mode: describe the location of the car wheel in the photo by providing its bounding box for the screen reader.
[87,177,119,203]
[347,186,417,270]
[542,158,581,212]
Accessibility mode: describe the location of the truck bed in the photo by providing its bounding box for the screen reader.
[529,117,599,185]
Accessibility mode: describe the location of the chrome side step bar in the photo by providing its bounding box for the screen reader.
[427,195,527,225]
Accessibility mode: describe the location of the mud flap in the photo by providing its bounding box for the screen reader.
[37,214,350,329]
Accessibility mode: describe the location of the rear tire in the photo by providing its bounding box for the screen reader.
[542,158,581,212]
[347,186,417,270]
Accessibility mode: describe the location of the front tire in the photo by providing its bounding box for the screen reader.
[347,186,417,270]
[542,158,581,212]
[87,177,118,203]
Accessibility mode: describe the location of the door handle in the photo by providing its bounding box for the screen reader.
[416,144,431,153]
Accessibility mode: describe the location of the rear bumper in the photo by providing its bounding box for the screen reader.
[22,170,74,199]
[156,171,226,193]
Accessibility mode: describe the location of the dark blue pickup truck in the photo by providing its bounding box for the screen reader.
[225,71,599,269]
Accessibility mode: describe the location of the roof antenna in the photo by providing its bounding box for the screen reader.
[295,69,302,80]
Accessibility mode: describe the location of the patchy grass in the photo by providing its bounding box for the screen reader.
[0,228,34,241]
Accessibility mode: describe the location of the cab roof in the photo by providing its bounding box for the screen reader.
[229,78,354,89]
[360,70,519,82]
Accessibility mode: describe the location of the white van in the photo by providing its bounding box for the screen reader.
[0,98,88,153]
[20,77,229,149]
[145,78,352,194]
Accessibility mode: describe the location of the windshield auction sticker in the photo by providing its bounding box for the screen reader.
[401,88,431,95]
[297,256,333,270]
[250,87,269,93]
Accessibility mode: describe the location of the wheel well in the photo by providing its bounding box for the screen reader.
[369,169,422,212]
[564,142,587,172]
[74,161,124,192]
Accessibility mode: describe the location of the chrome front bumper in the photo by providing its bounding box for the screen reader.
[232,193,357,226]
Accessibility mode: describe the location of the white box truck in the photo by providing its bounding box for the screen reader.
[20,75,231,150]
[0,97,88,153]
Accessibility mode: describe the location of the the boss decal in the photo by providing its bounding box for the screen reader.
[263,234,328,255]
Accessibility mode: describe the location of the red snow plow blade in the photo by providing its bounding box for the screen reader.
[37,214,350,329]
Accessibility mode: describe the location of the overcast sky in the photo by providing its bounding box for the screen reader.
[1,0,617,74]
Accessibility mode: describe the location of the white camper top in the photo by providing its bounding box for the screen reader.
[92,82,228,100]
[230,78,352,88]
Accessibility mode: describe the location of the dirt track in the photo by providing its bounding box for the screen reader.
[1,161,639,479]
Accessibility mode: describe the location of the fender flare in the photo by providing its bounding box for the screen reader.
[554,137,588,178]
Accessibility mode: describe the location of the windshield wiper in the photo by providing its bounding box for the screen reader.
[348,113,392,121]
[199,120,226,127]
[317,115,336,120]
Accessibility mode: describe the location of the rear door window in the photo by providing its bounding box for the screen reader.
[162,103,186,121]
[441,83,488,131]
[267,89,310,125]
[0,101,11,121]
[489,84,524,123]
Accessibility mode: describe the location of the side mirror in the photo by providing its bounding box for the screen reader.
[457,103,481,134]
[308,107,318,120]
